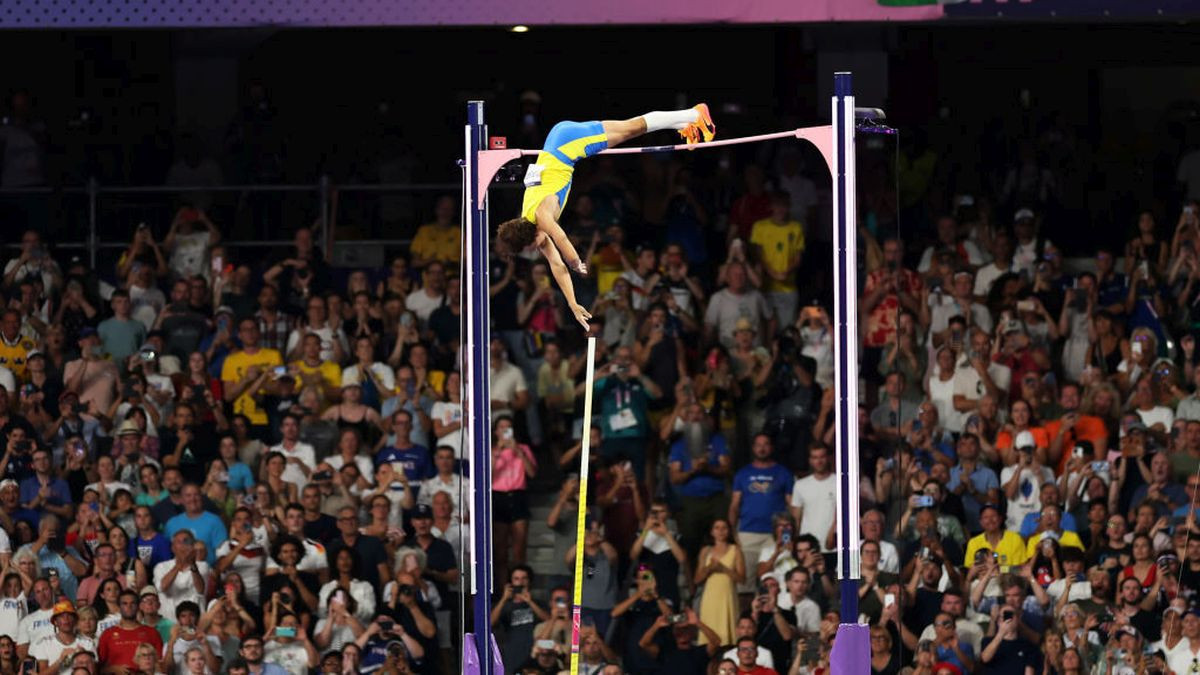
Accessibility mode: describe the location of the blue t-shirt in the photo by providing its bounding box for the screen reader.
[732,462,793,533]
[668,434,729,498]
[18,476,72,509]
[226,461,255,493]
[935,641,975,673]
[165,511,228,566]
[130,532,173,570]
[375,445,434,483]
[1018,511,1078,539]
[947,464,1000,531]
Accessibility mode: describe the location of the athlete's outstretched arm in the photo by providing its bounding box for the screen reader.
[535,198,587,274]
[538,236,592,330]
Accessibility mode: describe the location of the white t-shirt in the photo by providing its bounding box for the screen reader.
[1136,406,1175,432]
[974,263,1011,298]
[316,580,376,624]
[1165,637,1200,675]
[489,362,527,420]
[791,474,836,552]
[918,240,984,273]
[129,284,166,331]
[84,480,134,501]
[16,607,53,647]
[170,633,221,672]
[29,633,95,673]
[214,525,270,604]
[952,358,1012,405]
[0,593,26,639]
[429,401,463,457]
[755,542,798,586]
[405,289,445,324]
[285,325,346,363]
[323,454,376,486]
[998,464,1056,531]
[263,640,309,673]
[775,593,822,633]
[153,559,210,623]
[418,474,463,517]
[929,372,962,433]
[269,441,316,488]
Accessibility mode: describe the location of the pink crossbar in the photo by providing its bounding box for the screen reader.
[474,125,834,209]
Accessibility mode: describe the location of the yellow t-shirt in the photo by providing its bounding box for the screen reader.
[963,530,1029,568]
[410,223,462,266]
[291,360,342,394]
[750,218,805,293]
[0,335,36,379]
[220,349,282,425]
[1025,530,1085,559]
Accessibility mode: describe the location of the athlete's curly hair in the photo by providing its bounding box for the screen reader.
[496,217,538,254]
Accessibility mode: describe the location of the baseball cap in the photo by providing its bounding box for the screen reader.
[1013,208,1035,223]
[1015,430,1035,451]
[411,504,433,520]
[78,326,97,339]
[140,585,159,598]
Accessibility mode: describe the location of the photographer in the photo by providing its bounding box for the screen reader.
[636,606,720,671]
[356,614,425,674]
[490,565,546,673]
[980,605,1038,672]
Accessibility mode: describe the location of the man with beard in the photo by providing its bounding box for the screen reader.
[29,600,94,674]
[164,484,227,566]
[667,403,731,561]
[160,403,217,485]
[97,589,162,670]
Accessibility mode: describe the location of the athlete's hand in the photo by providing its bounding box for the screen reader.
[567,258,589,276]
[570,303,592,330]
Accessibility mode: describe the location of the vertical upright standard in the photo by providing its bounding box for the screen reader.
[830,71,870,675]
[463,100,497,675]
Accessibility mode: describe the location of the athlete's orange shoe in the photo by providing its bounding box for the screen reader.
[678,103,716,145]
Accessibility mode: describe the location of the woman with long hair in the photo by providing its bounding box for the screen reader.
[91,577,123,634]
[231,414,266,472]
[1120,533,1159,591]
[0,573,25,641]
[107,525,148,591]
[694,518,744,647]
[318,548,375,624]
[175,351,223,423]
[377,256,413,299]
[260,452,299,508]
[136,463,169,507]
[320,379,382,447]
[994,398,1048,466]
[0,634,18,675]
[491,415,537,585]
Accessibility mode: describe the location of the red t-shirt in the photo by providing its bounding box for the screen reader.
[97,623,163,669]
[739,666,780,675]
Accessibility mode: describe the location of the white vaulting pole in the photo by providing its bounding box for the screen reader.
[569,337,597,675]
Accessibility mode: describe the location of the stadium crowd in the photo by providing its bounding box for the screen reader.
[3,88,1200,675]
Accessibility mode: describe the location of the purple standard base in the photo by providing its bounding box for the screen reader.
[831,623,870,675]
[462,633,504,675]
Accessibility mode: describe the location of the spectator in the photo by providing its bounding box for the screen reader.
[704,261,772,349]
[666,401,731,559]
[729,434,792,584]
[405,263,447,325]
[221,319,282,441]
[491,416,536,584]
[636,607,721,670]
[490,565,546,673]
[629,500,687,608]
[29,600,93,674]
[164,484,227,567]
[96,588,162,671]
[564,517,617,639]
[153,530,209,624]
[592,345,661,481]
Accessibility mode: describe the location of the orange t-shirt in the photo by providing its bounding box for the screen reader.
[995,426,1051,455]
[1045,414,1108,473]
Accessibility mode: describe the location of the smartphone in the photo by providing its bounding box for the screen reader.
[378,618,394,631]
[781,530,792,545]
[1016,299,1035,312]
[1072,446,1087,459]
[1091,461,1109,473]
[667,613,686,624]
[914,495,935,508]
[501,428,514,441]
[884,593,895,607]
[272,366,287,378]
[211,256,223,275]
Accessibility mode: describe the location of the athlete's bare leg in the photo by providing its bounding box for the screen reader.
[602,118,650,147]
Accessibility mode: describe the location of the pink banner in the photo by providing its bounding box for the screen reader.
[0,0,941,28]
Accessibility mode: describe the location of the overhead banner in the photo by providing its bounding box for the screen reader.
[0,0,941,28]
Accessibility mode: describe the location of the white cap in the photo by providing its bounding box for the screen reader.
[1015,430,1036,450]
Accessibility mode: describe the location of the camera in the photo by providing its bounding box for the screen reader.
[13,440,30,452]
[511,585,524,595]
[398,584,415,597]
[379,618,394,631]
[279,590,293,605]
[312,470,333,481]
[667,613,686,625]
[1001,609,1014,621]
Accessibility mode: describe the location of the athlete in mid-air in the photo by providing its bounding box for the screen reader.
[496,104,716,329]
